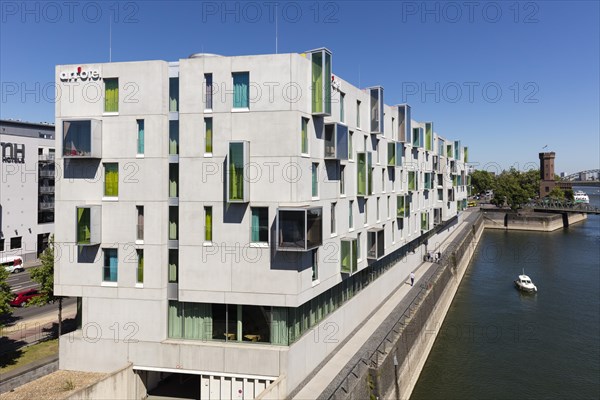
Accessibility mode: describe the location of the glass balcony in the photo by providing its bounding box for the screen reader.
[397,195,410,218]
[340,238,358,275]
[227,141,250,203]
[367,228,385,260]
[369,86,384,135]
[276,207,323,251]
[63,120,102,158]
[76,205,101,246]
[397,104,411,142]
[425,122,433,152]
[324,123,349,160]
[308,48,332,116]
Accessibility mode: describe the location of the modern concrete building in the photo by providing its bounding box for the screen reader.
[0,119,55,261]
[55,49,469,397]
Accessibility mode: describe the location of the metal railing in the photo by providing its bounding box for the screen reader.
[39,186,55,194]
[39,170,55,177]
[39,202,54,210]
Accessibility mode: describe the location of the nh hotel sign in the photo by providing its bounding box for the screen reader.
[1,142,25,163]
[59,66,102,82]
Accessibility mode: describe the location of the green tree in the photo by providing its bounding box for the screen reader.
[470,170,495,195]
[518,169,540,199]
[491,168,531,210]
[564,189,574,201]
[28,236,65,336]
[0,267,13,322]
[547,186,565,200]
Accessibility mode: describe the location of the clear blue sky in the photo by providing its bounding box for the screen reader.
[1,0,598,174]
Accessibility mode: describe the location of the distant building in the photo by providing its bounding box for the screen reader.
[539,152,571,197]
[0,119,55,261]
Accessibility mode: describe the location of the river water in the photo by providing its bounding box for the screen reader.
[412,187,600,400]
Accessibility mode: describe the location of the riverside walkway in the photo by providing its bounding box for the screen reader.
[290,210,479,400]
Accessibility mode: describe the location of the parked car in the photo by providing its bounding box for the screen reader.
[1,256,25,273]
[10,289,41,307]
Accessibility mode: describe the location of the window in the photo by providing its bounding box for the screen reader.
[377,197,380,222]
[136,206,144,241]
[169,207,178,240]
[311,250,319,281]
[349,131,353,160]
[340,165,345,195]
[169,77,179,112]
[392,221,395,243]
[340,92,345,122]
[104,78,118,112]
[136,250,144,284]
[364,199,368,225]
[301,117,309,154]
[205,118,213,154]
[169,164,179,198]
[376,140,380,164]
[276,207,323,251]
[228,141,249,202]
[349,200,354,229]
[103,248,118,282]
[136,120,144,155]
[387,196,391,219]
[104,163,118,197]
[233,72,249,109]
[204,206,213,242]
[382,169,385,193]
[340,238,357,275]
[312,163,319,198]
[356,100,361,128]
[310,49,332,115]
[331,203,336,235]
[357,232,362,260]
[204,73,213,110]
[0,238,4,251]
[169,121,179,155]
[77,208,91,244]
[168,249,178,283]
[10,237,22,249]
[251,207,269,243]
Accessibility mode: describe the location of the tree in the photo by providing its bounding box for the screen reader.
[0,267,13,323]
[564,189,574,202]
[470,170,495,195]
[28,235,65,336]
[491,168,532,210]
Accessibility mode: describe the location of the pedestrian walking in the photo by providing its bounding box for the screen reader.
[410,272,415,286]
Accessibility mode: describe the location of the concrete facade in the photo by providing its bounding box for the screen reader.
[55,50,469,397]
[0,120,55,262]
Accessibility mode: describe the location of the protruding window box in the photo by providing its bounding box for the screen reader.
[454,141,462,160]
[367,228,385,260]
[424,172,433,190]
[408,171,418,191]
[276,207,323,251]
[395,143,404,167]
[308,48,332,116]
[227,141,250,203]
[425,122,433,152]
[446,143,454,159]
[356,152,372,197]
[324,123,349,160]
[397,195,410,218]
[340,238,358,275]
[412,127,423,148]
[464,146,469,163]
[63,120,102,158]
[76,205,101,246]
[368,86,384,135]
[421,212,430,233]
[397,104,411,142]
[387,142,396,167]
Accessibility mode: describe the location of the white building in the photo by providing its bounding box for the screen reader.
[1,120,55,261]
[55,49,469,397]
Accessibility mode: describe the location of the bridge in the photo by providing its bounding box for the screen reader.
[560,169,599,185]
[524,199,600,215]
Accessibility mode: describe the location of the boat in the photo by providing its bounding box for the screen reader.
[515,272,537,293]
[573,190,590,204]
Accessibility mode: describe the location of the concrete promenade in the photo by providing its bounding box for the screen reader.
[292,211,475,399]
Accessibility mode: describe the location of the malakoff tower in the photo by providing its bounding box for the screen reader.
[54,49,470,397]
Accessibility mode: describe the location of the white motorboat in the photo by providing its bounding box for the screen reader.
[515,273,537,293]
[573,190,589,204]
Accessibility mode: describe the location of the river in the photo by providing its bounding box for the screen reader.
[411,187,600,399]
